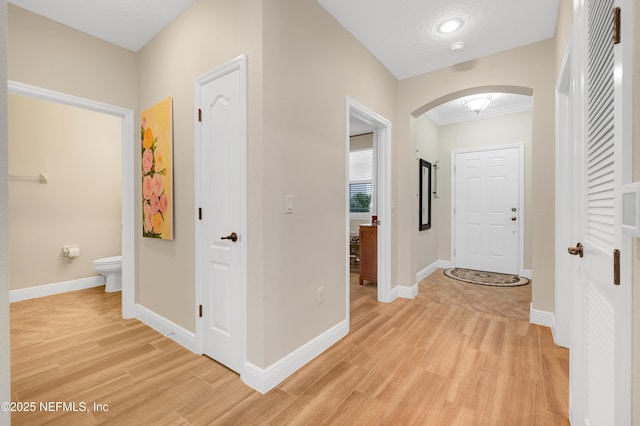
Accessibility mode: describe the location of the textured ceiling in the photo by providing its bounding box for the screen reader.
[317,0,560,80]
[10,0,549,121]
[9,0,560,78]
[8,0,197,52]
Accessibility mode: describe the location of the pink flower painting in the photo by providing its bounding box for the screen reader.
[141,97,173,240]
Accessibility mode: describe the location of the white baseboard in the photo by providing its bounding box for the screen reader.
[9,276,105,303]
[135,304,198,354]
[438,260,453,269]
[522,269,533,279]
[387,286,399,302]
[529,303,556,337]
[416,260,440,283]
[397,284,418,299]
[389,283,418,300]
[242,319,348,394]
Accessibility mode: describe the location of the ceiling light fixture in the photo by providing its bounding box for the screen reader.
[461,95,494,114]
[437,18,464,34]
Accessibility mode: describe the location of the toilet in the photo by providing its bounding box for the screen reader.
[93,256,122,292]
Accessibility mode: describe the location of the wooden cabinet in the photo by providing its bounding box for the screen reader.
[359,224,377,285]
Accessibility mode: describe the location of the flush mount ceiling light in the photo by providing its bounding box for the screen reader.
[461,95,495,114]
[437,18,464,34]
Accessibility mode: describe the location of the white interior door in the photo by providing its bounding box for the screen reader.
[453,146,521,275]
[569,0,632,423]
[196,58,246,374]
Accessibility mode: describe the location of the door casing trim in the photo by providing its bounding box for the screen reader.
[345,97,393,311]
[7,80,136,319]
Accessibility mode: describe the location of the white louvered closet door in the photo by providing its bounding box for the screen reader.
[575,0,632,423]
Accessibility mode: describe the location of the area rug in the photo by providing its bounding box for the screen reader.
[443,268,530,287]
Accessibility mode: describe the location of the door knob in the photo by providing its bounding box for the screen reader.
[511,217,517,221]
[221,232,238,243]
[568,242,583,257]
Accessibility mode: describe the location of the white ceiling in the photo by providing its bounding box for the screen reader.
[8,0,197,52]
[10,0,549,122]
[317,0,560,80]
[9,0,560,76]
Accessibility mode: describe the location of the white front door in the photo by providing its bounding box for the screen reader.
[453,146,521,275]
[569,0,632,423]
[196,57,246,374]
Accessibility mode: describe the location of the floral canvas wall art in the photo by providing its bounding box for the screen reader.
[141,97,173,240]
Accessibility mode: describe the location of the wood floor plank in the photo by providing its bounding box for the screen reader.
[416,399,491,426]
[99,375,214,425]
[419,329,471,378]
[11,364,66,396]
[354,342,421,398]
[175,375,254,425]
[442,369,498,415]
[268,360,368,425]
[278,339,357,396]
[93,356,221,421]
[540,354,570,416]
[378,369,448,424]
[209,388,295,426]
[490,373,548,425]
[323,390,389,425]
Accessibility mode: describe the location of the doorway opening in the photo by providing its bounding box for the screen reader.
[345,98,392,320]
[413,89,533,283]
[7,81,136,318]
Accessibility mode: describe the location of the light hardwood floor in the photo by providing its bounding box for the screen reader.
[10,270,569,425]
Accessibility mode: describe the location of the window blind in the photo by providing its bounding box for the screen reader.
[349,148,373,214]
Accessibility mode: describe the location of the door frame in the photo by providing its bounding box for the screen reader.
[554,36,574,349]
[450,144,525,276]
[7,81,136,318]
[345,98,392,310]
[194,55,248,372]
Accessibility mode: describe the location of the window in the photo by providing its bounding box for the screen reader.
[349,148,375,217]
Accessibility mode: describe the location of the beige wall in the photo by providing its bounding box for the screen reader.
[431,112,533,270]
[8,95,121,290]
[414,115,439,271]
[0,0,10,422]
[350,133,373,151]
[136,0,263,338]
[7,5,137,111]
[398,40,556,312]
[262,0,397,366]
[555,0,573,75]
